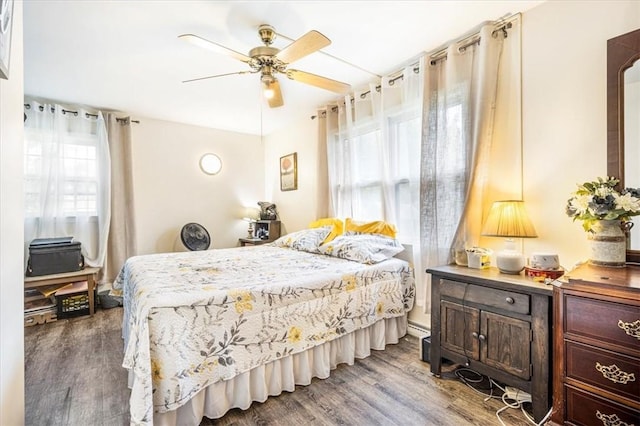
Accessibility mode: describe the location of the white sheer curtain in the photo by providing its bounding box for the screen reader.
[420,24,507,311]
[324,61,423,239]
[321,60,424,292]
[23,100,111,268]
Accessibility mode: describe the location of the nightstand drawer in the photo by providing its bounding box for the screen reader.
[565,294,640,355]
[566,385,640,426]
[566,341,639,403]
[440,279,530,314]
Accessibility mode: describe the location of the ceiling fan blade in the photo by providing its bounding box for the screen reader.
[263,78,284,108]
[275,30,331,64]
[286,69,351,94]
[179,34,252,64]
[182,71,252,84]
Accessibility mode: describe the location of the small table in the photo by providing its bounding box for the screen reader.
[24,267,100,317]
[239,238,269,246]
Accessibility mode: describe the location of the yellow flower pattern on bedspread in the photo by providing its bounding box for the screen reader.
[114,245,414,426]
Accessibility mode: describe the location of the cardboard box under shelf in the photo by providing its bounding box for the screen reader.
[55,281,90,319]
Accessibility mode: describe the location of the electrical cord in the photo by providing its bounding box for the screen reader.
[455,369,553,426]
[455,368,501,401]
[495,386,554,426]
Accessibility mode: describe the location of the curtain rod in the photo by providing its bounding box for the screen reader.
[311,15,518,120]
[24,103,140,123]
[428,18,515,65]
[310,65,420,120]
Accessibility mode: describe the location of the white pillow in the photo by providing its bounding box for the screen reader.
[273,227,332,253]
[318,233,404,264]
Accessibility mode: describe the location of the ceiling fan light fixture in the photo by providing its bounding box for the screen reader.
[264,86,275,99]
[261,72,275,99]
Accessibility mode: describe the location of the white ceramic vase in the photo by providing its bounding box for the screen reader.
[587,220,627,267]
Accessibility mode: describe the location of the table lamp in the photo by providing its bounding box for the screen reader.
[242,207,259,238]
[481,200,538,274]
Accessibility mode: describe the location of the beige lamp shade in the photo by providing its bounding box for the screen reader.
[481,200,538,238]
[481,200,537,274]
[242,207,260,222]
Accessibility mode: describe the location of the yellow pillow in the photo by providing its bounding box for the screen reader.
[345,218,397,239]
[309,218,344,244]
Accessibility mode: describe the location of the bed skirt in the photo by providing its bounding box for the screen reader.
[150,315,407,426]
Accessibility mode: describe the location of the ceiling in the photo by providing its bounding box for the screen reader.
[23,1,544,136]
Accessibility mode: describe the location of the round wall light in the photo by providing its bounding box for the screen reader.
[199,153,222,175]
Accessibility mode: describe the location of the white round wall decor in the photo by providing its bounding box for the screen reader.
[199,153,222,175]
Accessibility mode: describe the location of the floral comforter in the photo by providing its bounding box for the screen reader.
[114,245,415,425]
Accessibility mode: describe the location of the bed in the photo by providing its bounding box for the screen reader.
[114,226,415,426]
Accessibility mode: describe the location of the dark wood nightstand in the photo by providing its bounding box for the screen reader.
[239,238,269,247]
[427,265,553,423]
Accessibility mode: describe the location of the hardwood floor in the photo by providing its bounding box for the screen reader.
[25,307,534,426]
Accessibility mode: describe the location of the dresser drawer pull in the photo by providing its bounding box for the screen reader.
[505,297,514,304]
[617,319,640,340]
[596,410,633,426]
[595,362,636,385]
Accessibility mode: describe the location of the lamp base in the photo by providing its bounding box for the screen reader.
[497,267,524,275]
[496,251,525,274]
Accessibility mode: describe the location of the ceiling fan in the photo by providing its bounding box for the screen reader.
[179,25,351,108]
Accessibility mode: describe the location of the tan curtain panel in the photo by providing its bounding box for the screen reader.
[420,22,512,312]
[100,114,137,284]
[315,110,330,219]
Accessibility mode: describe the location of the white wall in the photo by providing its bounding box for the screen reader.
[131,118,264,254]
[521,0,640,269]
[0,2,25,424]
[264,115,318,234]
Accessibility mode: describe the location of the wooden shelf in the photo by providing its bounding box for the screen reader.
[24,267,100,323]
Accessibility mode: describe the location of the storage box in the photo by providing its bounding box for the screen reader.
[27,237,84,276]
[55,281,90,319]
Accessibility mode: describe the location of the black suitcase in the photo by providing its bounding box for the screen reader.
[27,237,84,276]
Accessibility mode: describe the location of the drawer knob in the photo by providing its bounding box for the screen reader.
[505,297,515,304]
[478,334,486,341]
[472,332,479,339]
[596,410,632,426]
[617,319,640,340]
[595,362,636,385]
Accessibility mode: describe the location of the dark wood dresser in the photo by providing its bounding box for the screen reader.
[427,265,553,422]
[550,264,640,426]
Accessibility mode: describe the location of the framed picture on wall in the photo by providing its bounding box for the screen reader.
[0,0,14,80]
[280,152,298,191]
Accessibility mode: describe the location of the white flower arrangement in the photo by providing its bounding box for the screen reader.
[566,177,640,232]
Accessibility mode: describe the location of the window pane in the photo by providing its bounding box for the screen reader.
[24,129,100,217]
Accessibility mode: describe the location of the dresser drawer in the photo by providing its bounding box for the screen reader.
[566,385,640,426]
[440,279,530,314]
[565,294,640,355]
[566,341,639,404]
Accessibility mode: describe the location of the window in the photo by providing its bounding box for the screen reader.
[24,128,100,217]
[23,102,110,267]
[329,109,421,241]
